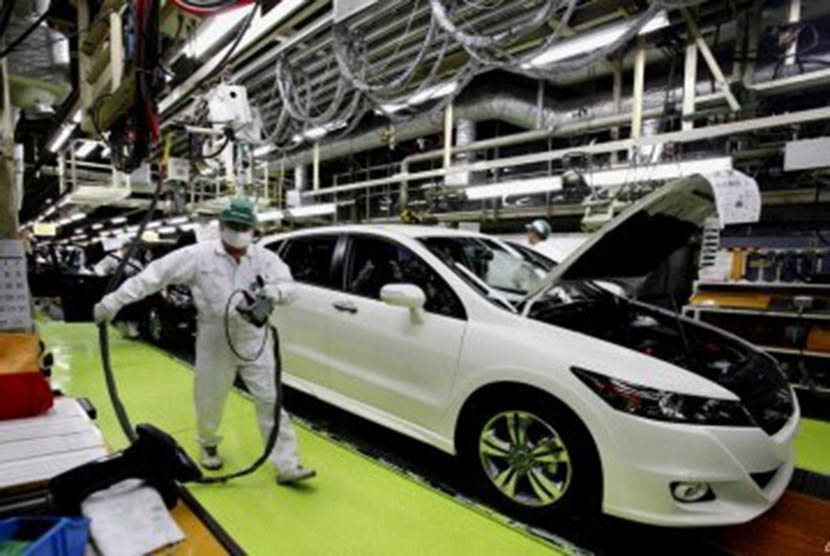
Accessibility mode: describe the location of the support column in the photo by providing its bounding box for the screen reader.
[610,61,622,164]
[631,37,646,141]
[682,37,698,131]
[443,102,453,170]
[743,0,762,89]
[681,8,740,112]
[446,118,475,187]
[785,0,802,67]
[0,34,18,237]
[312,141,320,191]
[292,164,306,207]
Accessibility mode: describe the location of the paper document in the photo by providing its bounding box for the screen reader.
[0,240,31,330]
[82,479,184,556]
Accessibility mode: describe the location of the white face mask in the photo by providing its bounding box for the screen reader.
[221,229,253,249]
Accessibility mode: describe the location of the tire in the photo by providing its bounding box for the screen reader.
[458,391,602,525]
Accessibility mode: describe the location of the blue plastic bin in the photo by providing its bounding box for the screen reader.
[0,517,89,556]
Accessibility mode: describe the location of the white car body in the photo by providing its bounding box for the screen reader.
[261,175,798,527]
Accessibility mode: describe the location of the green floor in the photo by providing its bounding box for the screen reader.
[40,322,563,555]
[795,418,830,475]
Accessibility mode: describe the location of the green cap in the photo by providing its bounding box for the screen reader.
[220,197,258,228]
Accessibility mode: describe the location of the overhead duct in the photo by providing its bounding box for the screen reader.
[5,0,72,117]
[446,118,476,187]
[272,80,682,170]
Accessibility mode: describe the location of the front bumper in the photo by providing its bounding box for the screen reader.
[597,392,800,527]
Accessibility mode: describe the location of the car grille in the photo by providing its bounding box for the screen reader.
[750,468,779,490]
[738,356,794,436]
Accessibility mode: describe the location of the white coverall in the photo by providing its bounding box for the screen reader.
[97,240,300,474]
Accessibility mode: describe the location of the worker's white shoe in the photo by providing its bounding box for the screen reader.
[276,466,316,485]
[199,446,223,470]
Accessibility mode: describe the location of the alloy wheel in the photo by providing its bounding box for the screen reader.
[478,410,572,507]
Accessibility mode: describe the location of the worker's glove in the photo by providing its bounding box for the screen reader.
[93,301,117,325]
[262,283,295,305]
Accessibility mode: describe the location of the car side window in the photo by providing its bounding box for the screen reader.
[346,236,465,320]
[263,239,285,256]
[282,236,338,288]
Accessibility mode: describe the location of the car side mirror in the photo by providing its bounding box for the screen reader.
[380,283,426,310]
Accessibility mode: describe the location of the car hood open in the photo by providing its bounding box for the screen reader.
[521,170,761,305]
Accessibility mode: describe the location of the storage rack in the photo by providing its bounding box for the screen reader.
[685,279,830,396]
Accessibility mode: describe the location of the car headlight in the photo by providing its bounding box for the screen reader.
[572,367,756,427]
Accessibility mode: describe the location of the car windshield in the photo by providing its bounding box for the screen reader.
[418,236,606,309]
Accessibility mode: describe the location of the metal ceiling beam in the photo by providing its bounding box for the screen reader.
[303,104,830,198]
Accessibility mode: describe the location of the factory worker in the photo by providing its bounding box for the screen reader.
[525,219,552,247]
[94,197,315,485]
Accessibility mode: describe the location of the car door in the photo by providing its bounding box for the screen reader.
[327,233,468,431]
[266,234,342,391]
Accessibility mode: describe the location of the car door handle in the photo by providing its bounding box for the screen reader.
[332,301,358,314]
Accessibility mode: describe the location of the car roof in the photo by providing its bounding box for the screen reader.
[260,224,490,244]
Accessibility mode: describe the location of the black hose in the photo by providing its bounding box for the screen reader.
[98,173,167,443]
[223,289,269,362]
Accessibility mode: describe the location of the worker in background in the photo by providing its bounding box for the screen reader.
[94,242,145,277]
[94,197,315,485]
[525,219,552,247]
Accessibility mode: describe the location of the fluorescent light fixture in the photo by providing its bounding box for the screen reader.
[258,209,285,222]
[288,203,337,218]
[158,226,177,234]
[91,223,104,230]
[72,109,84,124]
[181,223,199,231]
[111,217,127,225]
[75,140,99,159]
[464,176,564,200]
[305,127,328,140]
[583,157,733,187]
[376,103,408,115]
[293,120,348,143]
[70,213,85,222]
[167,216,189,225]
[254,145,276,157]
[126,225,139,233]
[528,10,670,67]
[48,124,76,153]
[185,6,256,59]
[408,81,459,106]
[101,146,111,158]
[145,221,162,229]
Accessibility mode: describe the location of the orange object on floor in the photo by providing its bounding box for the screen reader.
[0,333,39,375]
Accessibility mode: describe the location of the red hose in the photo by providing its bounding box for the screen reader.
[168,0,255,17]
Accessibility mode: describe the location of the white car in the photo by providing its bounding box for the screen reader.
[262,175,797,527]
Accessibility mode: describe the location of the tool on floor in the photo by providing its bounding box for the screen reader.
[49,424,202,513]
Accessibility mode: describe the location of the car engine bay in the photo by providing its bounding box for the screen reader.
[528,295,795,434]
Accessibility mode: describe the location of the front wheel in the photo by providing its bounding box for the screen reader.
[459,394,601,524]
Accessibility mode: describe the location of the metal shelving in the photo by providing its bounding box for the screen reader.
[684,304,830,321]
[695,280,830,290]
